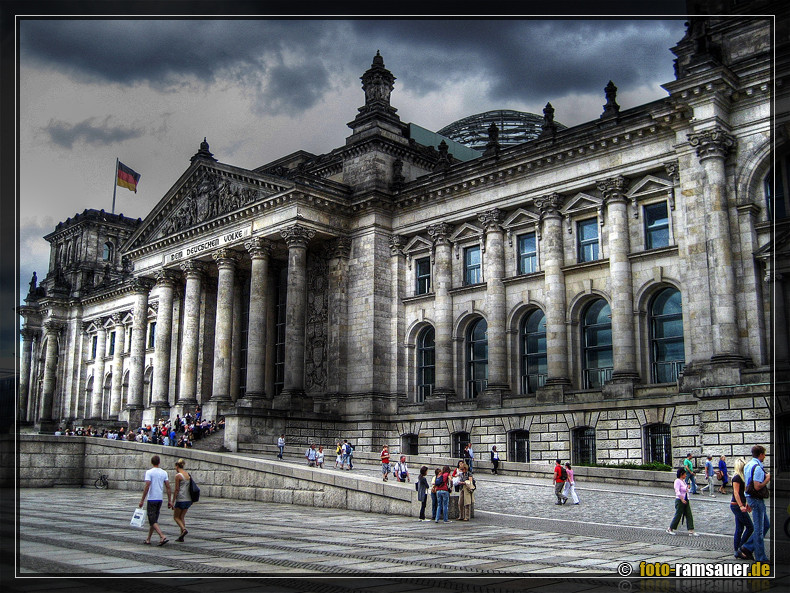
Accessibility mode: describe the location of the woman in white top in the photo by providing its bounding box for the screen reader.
[172,459,192,542]
[562,462,580,504]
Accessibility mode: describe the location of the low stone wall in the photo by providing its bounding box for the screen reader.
[17,435,421,517]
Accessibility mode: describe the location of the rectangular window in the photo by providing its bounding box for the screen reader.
[517,232,537,275]
[577,219,599,263]
[147,322,156,348]
[415,256,431,295]
[127,327,133,353]
[91,336,97,359]
[108,332,116,356]
[464,245,482,285]
[644,202,669,250]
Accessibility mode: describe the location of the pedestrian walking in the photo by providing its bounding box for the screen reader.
[139,454,172,546]
[416,466,430,521]
[316,445,325,468]
[562,462,580,504]
[334,441,342,468]
[277,434,285,459]
[700,454,716,496]
[553,459,568,505]
[381,445,391,481]
[730,457,754,559]
[305,443,317,467]
[738,444,771,562]
[666,467,698,536]
[491,445,500,474]
[434,465,451,523]
[683,453,699,494]
[341,440,352,469]
[347,441,354,469]
[718,454,730,494]
[172,458,193,542]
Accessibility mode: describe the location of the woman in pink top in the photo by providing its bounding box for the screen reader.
[562,462,580,504]
[667,467,699,536]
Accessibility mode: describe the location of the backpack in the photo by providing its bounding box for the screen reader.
[560,467,567,481]
[434,474,444,488]
[189,476,200,502]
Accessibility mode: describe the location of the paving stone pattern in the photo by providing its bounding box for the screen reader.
[16,455,769,581]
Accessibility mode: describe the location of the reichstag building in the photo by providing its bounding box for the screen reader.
[18,14,784,468]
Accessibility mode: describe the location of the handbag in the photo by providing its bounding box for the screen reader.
[130,507,145,528]
[745,464,769,499]
[715,469,723,481]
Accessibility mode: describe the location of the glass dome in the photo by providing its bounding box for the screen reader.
[437,109,566,152]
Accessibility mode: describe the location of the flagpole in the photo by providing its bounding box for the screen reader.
[111,157,119,214]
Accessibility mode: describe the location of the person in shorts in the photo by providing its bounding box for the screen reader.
[173,458,193,542]
[139,454,172,546]
[381,445,391,481]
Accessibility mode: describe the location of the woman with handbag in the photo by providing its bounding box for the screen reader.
[718,454,729,494]
[172,459,192,542]
[460,468,475,521]
[730,458,754,559]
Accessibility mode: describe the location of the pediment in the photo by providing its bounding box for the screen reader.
[625,175,673,199]
[449,222,483,243]
[403,235,432,254]
[125,161,292,252]
[560,192,602,215]
[85,320,101,334]
[122,311,135,325]
[503,207,540,229]
[756,229,790,259]
[101,317,116,330]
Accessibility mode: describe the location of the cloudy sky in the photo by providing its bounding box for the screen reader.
[17,16,689,310]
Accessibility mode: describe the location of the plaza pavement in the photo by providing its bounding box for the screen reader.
[11,451,787,591]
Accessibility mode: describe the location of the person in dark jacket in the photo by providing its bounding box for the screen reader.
[415,466,430,521]
[491,445,500,474]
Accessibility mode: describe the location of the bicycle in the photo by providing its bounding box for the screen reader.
[94,474,109,489]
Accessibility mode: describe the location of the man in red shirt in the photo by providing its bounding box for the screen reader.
[381,445,391,481]
[553,459,568,505]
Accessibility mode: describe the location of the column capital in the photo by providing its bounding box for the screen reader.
[130,277,155,294]
[389,234,404,257]
[280,224,315,248]
[155,269,181,287]
[244,237,273,259]
[331,236,353,259]
[688,128,736,162]
[212,248,240,268]
[534,193,564,215]
[180,259,207,279]
[44,319,64,335]
[20,327,37,341]
[111,312,124,327]
[427,222,454,245]
[477,208,504,231]
[597,175,628,204]
[663,160,680,182]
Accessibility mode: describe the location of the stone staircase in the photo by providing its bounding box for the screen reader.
[189,429,228,452]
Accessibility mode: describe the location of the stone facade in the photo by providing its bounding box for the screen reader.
[19,13,786,470]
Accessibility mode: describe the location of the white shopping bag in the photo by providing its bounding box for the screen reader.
[130,507,145,528]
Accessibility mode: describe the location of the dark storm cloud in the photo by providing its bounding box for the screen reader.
[44,117,144,148]
[21,19,686,116]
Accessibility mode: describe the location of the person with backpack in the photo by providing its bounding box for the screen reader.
[553,459,568,505]
[738,444,771,562]
[434,465,452,523]
[394,455,410,482]
[341,440,352,470]
[305,443,317,467]
[172,458,194,542]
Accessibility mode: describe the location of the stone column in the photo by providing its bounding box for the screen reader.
[38,320,63,430]
[209,249,239,403]
[535,194,570,389]
[90,324,107,419]
[388,235,405,400]
[274,224,314,408]
[127,278,154,428]
[688,129,741,363]
[110,314,125,416]
[327,237,352,397]
[18,328,36,422]
[230,274,244,401]
[775,273,789,367]
[177,260,205,409]
[427,222,455,408]
[598,176,639,385]
[479,208,509,402]
[151,270,178,408]
[240,237,272,403]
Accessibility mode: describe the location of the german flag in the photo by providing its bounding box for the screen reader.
[117,161,141,193]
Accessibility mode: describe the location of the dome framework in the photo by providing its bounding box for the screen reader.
[437,109,566,152]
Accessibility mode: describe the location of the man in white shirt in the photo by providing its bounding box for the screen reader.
[139,455,172,546]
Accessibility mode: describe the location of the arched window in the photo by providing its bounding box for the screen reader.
[582,299,612,389]
[103,242,114,261]
[520,309,547,394]
[466,318,488,398]
[83,376,93,419]
[453,432,470,459]
[650,287,685,383]
[765,152,789,220]
[572,427,596,465]
[509,430,530,463]
[402,433,419,456]
[144,367,154,406]
[416,326,435,403]
[644,423,672,465]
